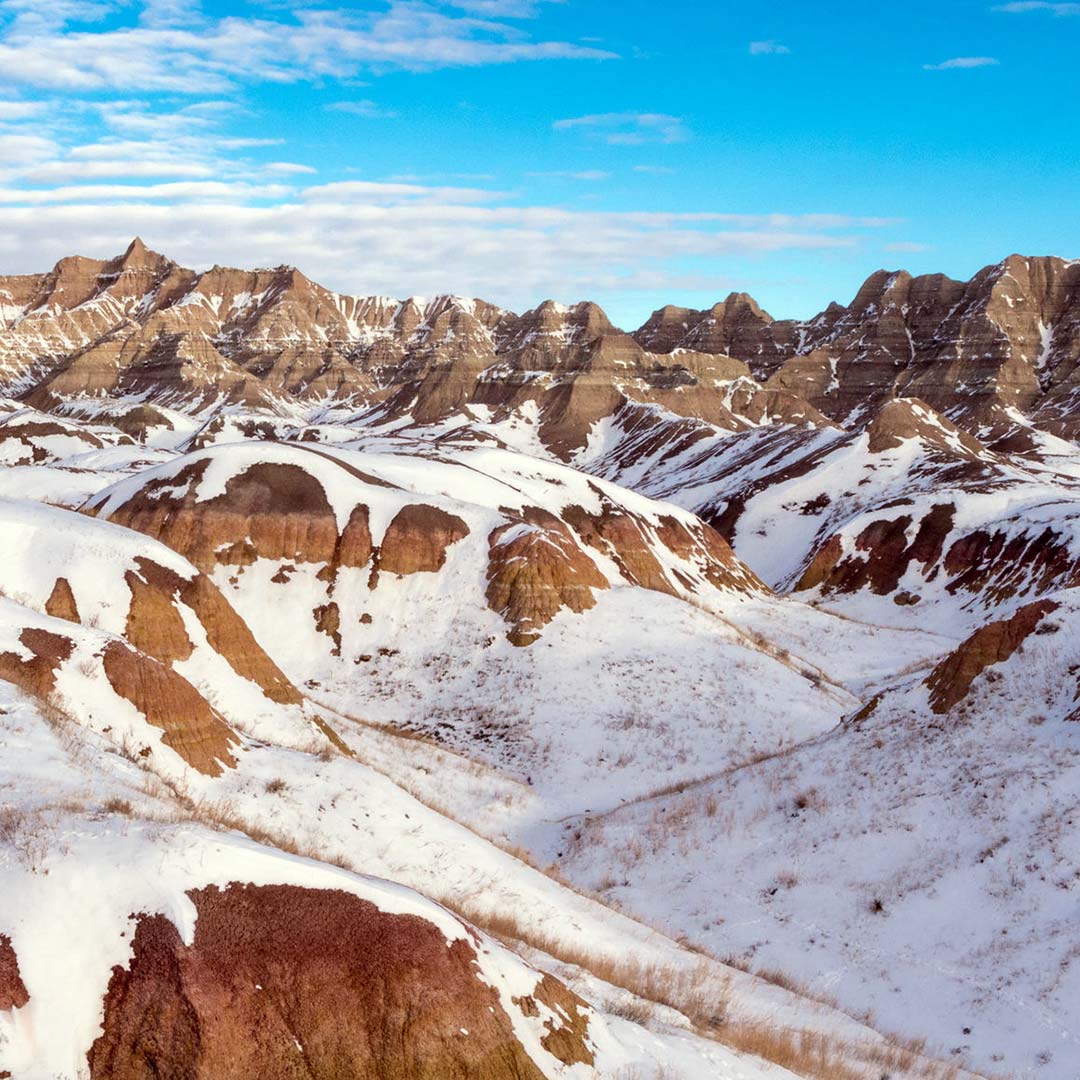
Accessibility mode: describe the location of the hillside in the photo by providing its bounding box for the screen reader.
[4,242,1080,1078]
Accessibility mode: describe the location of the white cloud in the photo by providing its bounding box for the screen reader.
[993,1,1080,13]
[92,99,234,135]
[884,241,932,254]
[554,112,690,146]
[446,0,549,14]
[0,3,615,93]
[0,180,293,203]
[21,158,217,181]
[923,56,1000,70]
[326,100,398,119]
[0,0,115,33]
[0,133,59,167]
[137,0,204,27]
[749,40,791,55]
[265,162,318,176]
[300,179,511,205]
[633,165,674,175]
[0,99,44,120]
[0,181,890,314]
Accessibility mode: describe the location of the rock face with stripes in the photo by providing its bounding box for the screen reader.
[83,440,766,653]
[87,882,596,1080]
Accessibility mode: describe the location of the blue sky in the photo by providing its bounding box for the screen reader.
[0,0,1076,328]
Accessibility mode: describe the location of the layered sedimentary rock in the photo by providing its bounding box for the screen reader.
[88,882,596,1079]
[7,241,1079,455]
[86,441,766,653]
[924,599,1061,713]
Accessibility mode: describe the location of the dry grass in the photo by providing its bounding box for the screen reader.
[436,900,729,1032]
[0,805,49,871]
[431,898,986,1080]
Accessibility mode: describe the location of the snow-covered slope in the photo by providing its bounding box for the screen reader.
[79,437,874,815]
[6,264,1080,1078]
[558,590,1080,1078]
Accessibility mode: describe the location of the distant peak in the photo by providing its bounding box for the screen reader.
[116,236,169,272]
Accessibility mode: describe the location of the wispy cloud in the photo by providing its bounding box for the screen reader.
[326,100,398,119]
[923,56,1000,70]
[265,162,318,176]
[0,99,44,121]
[528,169,610,181]
[993,1,1080,13]
[634,165,675,175]
[554,112,690,145]
[0,2,616,93]
[445,0,551,14]
[0,179,894,313]
[749,40,791,55]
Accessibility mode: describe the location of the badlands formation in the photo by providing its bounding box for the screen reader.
[2,241,1080,1078]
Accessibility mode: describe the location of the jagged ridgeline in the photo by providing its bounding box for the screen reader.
[4,240,1079,456]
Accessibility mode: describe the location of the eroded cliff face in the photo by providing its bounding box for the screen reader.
[8,241,1080,457]
[88,882,592,1080]
[86,441,767,656]
[635,255,1080,436]
[924,599,1062,714]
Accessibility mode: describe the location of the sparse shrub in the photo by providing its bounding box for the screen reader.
[607,996,654,1024]
[264,777,288,795]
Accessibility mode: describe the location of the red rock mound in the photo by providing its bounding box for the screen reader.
[486,509,610,645]
[564,497,763,597]
[379,504,470,576]
[104,460,342,572]
[924,599,1060,713]
[44,577,80,623]
[0,935,28,1012]
[0,627,74,701]
[122,556,301,706]
[796,504,956,596]
[89,882,591,1080]
[102,641,239,776]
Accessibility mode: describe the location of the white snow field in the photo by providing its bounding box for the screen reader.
[2,397,1076,1079]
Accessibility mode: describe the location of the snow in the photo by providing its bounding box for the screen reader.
[558,592,1080,1078]
[4,378,1080,1077]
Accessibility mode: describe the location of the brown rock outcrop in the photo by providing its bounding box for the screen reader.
[181,573,302,706]
[0,936,28,1012]
[88,883,587,1080]
[313,602,342,655]
[795,504,957,596]
[563,503,675,595]
[117,555,302,707]
[865,398,986,457]
[379,504,470,575]
[124,561,195,665]
[44,577,80,624]
[516,975,595,1068]
[0,627,74,701]
[941,527,1080,604]
[564,498,764,598]
[486,509,609,645]
[925,600,1060,713]
[101,640,238,776]
[107,460,342,573]
[6,243,1080,451]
